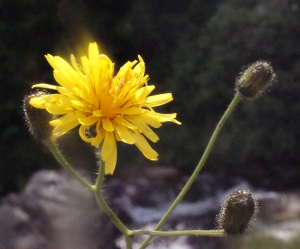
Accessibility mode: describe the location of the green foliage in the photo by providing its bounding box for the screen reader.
[159,0,300,176]
[1,0,300,194]
[0,0,64,195]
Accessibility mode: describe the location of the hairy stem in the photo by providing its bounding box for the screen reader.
[93,159,131,237]
[139,92,242,248]
[45,139,94,191]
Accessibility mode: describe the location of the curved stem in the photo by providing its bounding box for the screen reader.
[93,159,131,236]
[45,139,94,191]
[130,229,224,237]
[139,92,243,249]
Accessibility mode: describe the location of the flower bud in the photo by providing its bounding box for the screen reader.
[23,91,53,142]
[216,188,258,235]
[235,61,275,98]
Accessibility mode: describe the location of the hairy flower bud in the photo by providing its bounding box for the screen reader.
[23,91,53,142]
[216,188,258,235]
[235,61,275,98]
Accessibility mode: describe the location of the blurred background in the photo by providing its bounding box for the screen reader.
[2,1,300,248]
[1,0,300,196]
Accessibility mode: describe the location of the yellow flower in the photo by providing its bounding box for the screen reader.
[30,42,181,174]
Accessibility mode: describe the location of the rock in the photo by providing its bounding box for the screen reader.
[0,170,120,249]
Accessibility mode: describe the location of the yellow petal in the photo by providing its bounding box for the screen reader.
[94,55,113,97]
[51,119,80,140]
[71,100,84,109]
[114,130,121,141]
[114,122,135,144]
[114,117,137,130]
[146,93,173,107]
[131,131,158,160]
[139,113,162,128]
[71,100,94,112]
[81,56,90,76]
[78,116,98,126]
[53,70,77,91]
[32,83,58,90]
[70,54,87,81]
[91,123,105,146]
[126,116,159,142]
[93,110,104,117]
[49,111,85,126]
[79,125,94,143]
[29,95,53,109]
[133,55,145,75]
[113,107,144,115]
[45,105,73,114]
[44,54,60,70]
[46,55,80,85]
[117,61,136,80]
[102,117,114,132]
[157,113,182,124]
[56,86,71,95]
[103,138,117,175]
[135,85,155,100]
[101,132,115,161]
[88,42,99,68]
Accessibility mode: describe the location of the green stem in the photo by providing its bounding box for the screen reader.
[139,92,243,249]
[94,159,131,236]
[131,229,224,237]
[125,236,133,249]
[45,139,94,191]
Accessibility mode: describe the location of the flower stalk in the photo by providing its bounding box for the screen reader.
[44,139,94,191]
[139,92,243,248]
[46,138,132,240]
[94,158,131,235]
[130,229,224,237]
[45,137,227,248]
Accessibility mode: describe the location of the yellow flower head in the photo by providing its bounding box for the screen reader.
[30,42,181,174]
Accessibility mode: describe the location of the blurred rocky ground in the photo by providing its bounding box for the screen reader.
[1,168,300,249]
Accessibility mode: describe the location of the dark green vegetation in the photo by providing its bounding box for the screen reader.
[1,0,300,195]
